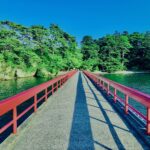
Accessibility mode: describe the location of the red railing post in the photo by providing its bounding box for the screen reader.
[114,88,117,103]
[0,70,77,137]
[56,81,58,90]
[13,107,17,134]
[59,80,61,87]
[147,108,150,135]
[60,79,62,87]
[52,84,54,95]
[34,94,37,112]
[45,88,48,101]
[62,78,64,85]
[125,95,129,114]
[107,83,110,95]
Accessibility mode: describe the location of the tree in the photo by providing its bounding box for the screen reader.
[0,20,150,79]
[0,21,81,79]
[127,32,144,70]
[81,36,99,70]
[142,32,150,69]
[94,34,131,72]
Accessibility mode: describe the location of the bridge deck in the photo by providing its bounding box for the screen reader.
[1,72,147,150]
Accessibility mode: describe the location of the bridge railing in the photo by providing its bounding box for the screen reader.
[0,70,77,136]
[83,71,150,135]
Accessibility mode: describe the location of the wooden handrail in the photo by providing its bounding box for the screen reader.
[83,70,150,135]
[0,70,77,135]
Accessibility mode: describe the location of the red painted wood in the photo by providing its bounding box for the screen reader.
[13,107,17,134]
[45,88,48,101]
[0,120,14,134]
[147,108,150,134]
[0,70,77,135]
[125,95,129,114]
[83,70,150,135]
[114,88,117,103]
[34,95,37,112]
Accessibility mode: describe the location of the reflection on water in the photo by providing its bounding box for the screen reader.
[0,77,51,101]
[103,73,150,115]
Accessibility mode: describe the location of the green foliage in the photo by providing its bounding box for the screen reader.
[81,31,150,72]
[0,21,82,79]
[0,20,150,78]
[81,36,99,71]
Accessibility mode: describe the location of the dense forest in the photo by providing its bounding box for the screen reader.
[0,21,82,79]
[0,21,150,80]
[81,31,150,72]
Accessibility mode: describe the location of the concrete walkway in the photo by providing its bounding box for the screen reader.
[1,72,148,150]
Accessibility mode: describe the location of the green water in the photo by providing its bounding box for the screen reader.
[103,73,150,116]
[103,73,150,95]
[0,77,51,101]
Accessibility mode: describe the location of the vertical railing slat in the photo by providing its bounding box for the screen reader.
[13,107,17,134]
[147,108,150,134]
[125,95,129,114]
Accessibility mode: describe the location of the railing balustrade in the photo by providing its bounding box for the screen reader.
[0,70,77,136]
[83,71,150,135]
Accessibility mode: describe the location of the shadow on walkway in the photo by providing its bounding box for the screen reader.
[83,75,125,149]
[67,72,147,149]
[68,72,94,150]
[83,74,147,149]
[68,72,121,150]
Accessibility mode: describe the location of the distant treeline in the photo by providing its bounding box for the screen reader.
[0,21,150,80]
[81,31,150,72]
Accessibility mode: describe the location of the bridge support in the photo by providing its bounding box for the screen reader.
[52,84,54,95]
[125,95,129,114]
[34,95,37,112]
[107,83,110,95]
[114,88,117,103]
[13,107,17,134]
[45,88,48,101]
[56,82,58,90]
[147,108,150,135]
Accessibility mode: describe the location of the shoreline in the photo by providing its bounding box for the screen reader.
[93,70,150,75]
[0,71,67,81]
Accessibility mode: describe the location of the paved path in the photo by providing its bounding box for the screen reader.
[1,72,148,150]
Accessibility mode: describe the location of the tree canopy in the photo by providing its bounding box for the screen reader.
[0,20,150,79]
[0,21,82,79]
[81,32,150,72]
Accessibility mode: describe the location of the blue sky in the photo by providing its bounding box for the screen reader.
[0,0,150,42]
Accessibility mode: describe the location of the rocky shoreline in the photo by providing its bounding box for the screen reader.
[0,68,54,81]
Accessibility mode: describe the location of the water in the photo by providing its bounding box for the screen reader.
[103,73,150,116]
[1,73,150,116]
[0,77,51,101]
[103,73,150,95]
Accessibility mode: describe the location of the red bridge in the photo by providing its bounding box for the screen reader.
[0,70,150,149]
